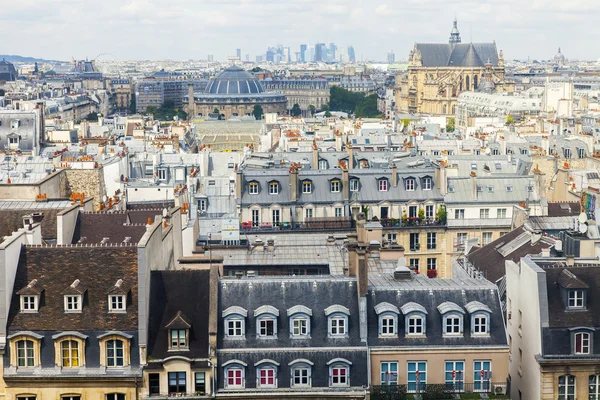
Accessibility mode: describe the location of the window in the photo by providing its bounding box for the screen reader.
[378,179,388,192]
[457,233,468,246]
[292,318,308,337]
[568,290,585,308]
[170,329,188,349]
[226,319,244,337]
[407,316,424,335]
[258,318,276,337]
[410,233,420,251]
[480,209,489,219]
[425,205,434,219]
[305,208,313,219]
[444,315,462,335]
[109,295,125,312]
[64,295,82,312]
[422,177,432,190]
[574,332,590,354]
[106,339,124,367]
[578,148,585,158]
[564,148,572,159]
[195,372,206,393]
[149,373,160,395]
[330,317,346,336]
[381,206,389,219]
[20,295,38,312]
[381,362,398,385]
[16,339,34,367]
[380,314,396,336]
[302,181,312,194]
[405,178,415,191]
[335,207,343,217]
[427,258,437,271]
[558,375,575,400]
[445,361,464,392]
[482,232,493,246]
[226,367,244,389]
[168,372,186,394]
[62,397,80,400]
[455,209,465,219]
[407,361,426,393]
[350,179,359,192]
[589,375,600,400]
[106,394,125,400]
[497,208,507,218]
[269,182,279,195]
[330,365,349,386]
[61,340,80,367]
[251,210,259,227]
[198,199,207,212]
[158,169,167,180]
[258,367,277,387]
[473,361,491,392]
[292,365,311,387]
[319,160,328,169]
[409,259,419,273]
[249,182,258,194]
[473,315,488,335]
[272,209,280,225]
[409,205,417,218]
[330,180,340,192]
[427,233,436,250]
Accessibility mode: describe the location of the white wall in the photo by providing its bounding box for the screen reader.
[57,204,80,245]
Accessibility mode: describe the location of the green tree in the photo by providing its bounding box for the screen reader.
[401,118,411,128]
[308,104,316,116]
[506,115,515,125]
[321,104,330,112]
[252,104,264,120]
[354,95,381,118]
[446,117,455,133]
[291,103,302,117]
[213,108,220,114]
[324,110,332,118]
[129,92,136,114]
[251,67,262,72]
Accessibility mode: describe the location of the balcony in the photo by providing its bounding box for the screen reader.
[143,393,211,400]
[378,218,445,229]
[240,217,354,233]
[371,382,509,399]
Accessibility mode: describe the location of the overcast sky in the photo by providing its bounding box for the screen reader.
[2,0,599,62]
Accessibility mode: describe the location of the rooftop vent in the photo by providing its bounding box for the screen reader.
[394,257,412,280]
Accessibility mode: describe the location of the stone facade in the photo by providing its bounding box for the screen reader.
[64,168,107,210]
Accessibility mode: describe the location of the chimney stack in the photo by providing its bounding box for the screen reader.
[235,167,242,200]
[312,141,319,169]
[289,164,298,202]
[470,171,477,200]
[391,163,398,187]
[342,165,349,201]
[346,141,354,169]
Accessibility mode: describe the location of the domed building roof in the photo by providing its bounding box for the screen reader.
[554,47,566,63]
[204,66,265,95]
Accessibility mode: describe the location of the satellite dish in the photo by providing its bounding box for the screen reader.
[579,212,588,224]
[579,223,588,234]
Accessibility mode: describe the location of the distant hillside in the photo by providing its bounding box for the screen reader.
[0,55,60,63]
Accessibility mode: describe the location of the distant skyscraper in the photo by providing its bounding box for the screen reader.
[207,54,214,62]
[328,43,337,62]
[283,47,291,63]
[236,48,241,59]
[300,44,307,62]
[387,51,395,64]
[266,49,275,63]
[245,54,250,62]
[347,46,356,63]
[314,43,326,62]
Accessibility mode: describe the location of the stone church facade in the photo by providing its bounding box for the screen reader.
[396,19,514,115]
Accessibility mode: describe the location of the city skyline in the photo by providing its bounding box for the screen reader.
[2,0,599,62]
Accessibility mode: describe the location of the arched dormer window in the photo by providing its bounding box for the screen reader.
[571,328,594,355]
[254,305,279,339]
[328,358,351,387]
[223,360,247,389]
[325,305,350,338]
[438,302,465,337]
[374,302,400,337]
[401,302,428,336]
[287,305,312,338]
[255,359,279,388]
[52,332,88,367]
[97,331,133,367]
[8,331,43,367]
[289,359,313,387]
[223,306,248,339]
[465,301,492,336]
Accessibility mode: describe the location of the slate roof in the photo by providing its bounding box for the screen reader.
[466,226,554,283]
[547,202,581,217]
[367,275,507,348]
[415,43,499,67]
[445,175,539,204]
[147,270,211,360]
[74,212,151,244]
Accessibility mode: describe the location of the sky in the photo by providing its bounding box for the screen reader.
[2,0,599,62]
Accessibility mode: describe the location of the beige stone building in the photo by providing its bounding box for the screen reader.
[396,19,513,115]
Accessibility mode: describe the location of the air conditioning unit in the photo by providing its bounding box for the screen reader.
[494,384,507,395]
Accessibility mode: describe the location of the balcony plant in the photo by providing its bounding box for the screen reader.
[436,206,447,224]
[427,269,437,278]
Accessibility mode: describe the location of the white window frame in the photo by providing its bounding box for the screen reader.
[568,290,584,308]
[443,314,463,336]
[64,295,82,312]
[257,317,277,338]
[305,208,313,219]
[249,182,259,194]
[455,209,465,219]
[272,209,280,225]
[330,180,340,193]
[335,207,343,217]
[574,332,590,354]
[257,366,277,388]
[472,313,489,335]
[330,365,349,387]
[480,209,489,219]
[558,375,575,400]
[20,295,38,312]
[482,232,493,246]
[329,316,347,337]
[302,181,312,194]
[405,179,415,191]
[269,182,279,195]
[427,232,436,250]
[378,179,388,192]
[291,365,311,387]
[497,208,507,219]
[16,339,35,367]
[108,295,126,312]
[157,169,167,181]
[106,339,125,367]
[425,204,434,219]
[225,366,245,389]
[251,209,259,227]
[291,316,309,338]
[225,317,245,338]
[350,180,359,192]
[423,177,432,190]
[380,361,398,385]
[427,258,437,270]
[170,329,188,349]
[379,314,397,336]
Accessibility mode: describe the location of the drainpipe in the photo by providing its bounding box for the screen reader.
[366,340,371,397]
[211,360,216,399]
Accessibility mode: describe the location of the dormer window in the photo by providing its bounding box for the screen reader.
[269,182,279,195]
[249,182,259,194]
[21,295,38,312]
[166,311,191,351]
[325,305,350,338]
[18,279,42,313]
[350,179,359,192]
[223,306,248,339]
[108,279,129,313]
[466,301,492,337]
[288,305,312,339]
[574,331,591,354]
[255,305,279,338]
[63,279,85,313]
[405,178,415,191]
[438,302,465,337]
[109,295,126,312]
[65,295,82,312]
[157,168,167,181]
[401,302,428,337]
[319,160,328,170]
[378,179,389,192]
[375,302,400,337]
[330,179,340,193]
[302,181,312,194]
[422,177,432,190]
[568,290,585,308]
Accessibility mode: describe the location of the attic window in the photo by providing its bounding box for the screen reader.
[65,295,82,312]
[488,186,494,193]
[495,163,502,170]
[18,279,42,313]
[476,185,483,192]
[506,185,513,192]
[448,186,455,193]
[157,169,167,181]
[166,311,192,351]
[568,290,585,309]
[109,295,126,312]
[63,279,85,313]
